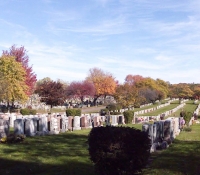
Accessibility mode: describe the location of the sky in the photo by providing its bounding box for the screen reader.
[0,0,200,84]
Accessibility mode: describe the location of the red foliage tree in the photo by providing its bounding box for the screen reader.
[35,80,67,108]
[125,74,144,85]
[2,45,37,96]
[66,80,95,103]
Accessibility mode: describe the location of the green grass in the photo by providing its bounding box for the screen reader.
[172,101,199,117]
[1,111,200,174]
[138,103,180,116]
[0,129,95,175]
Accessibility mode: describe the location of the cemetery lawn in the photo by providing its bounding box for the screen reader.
[138,103,180,116]
[172,100,199,116]
[1,123,200,175]
[0,129,96,175]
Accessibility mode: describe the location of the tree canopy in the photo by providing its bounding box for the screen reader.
[3,45,37,96]
[0,55,28,103]
[35,79,67,108]
[86,67,117,104]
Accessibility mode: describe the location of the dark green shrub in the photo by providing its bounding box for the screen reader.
[110,111,122,115]
[66,109,75,116]
[180,111,186,117]
[100,108,109,116]
[106,103,121,112]
[123,110,134,124]
[75,109,81,116]
[184,111,193,126]
[88,126,151,175]
[180,110,193,126]
[66,109,81,116]
[20,108,30,115]
[182,126,192,132]
[29,109,37,115]
[20,108,36,115]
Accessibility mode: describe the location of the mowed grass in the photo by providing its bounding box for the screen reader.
[172,100,199,117]
[138,103,180,116]
[0,129,95,175]
[1,116,200,174]
[2,123,200,175]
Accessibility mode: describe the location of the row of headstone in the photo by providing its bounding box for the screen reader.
[134,102,170,116]
[140,103,153,108]
[0,112,127,138]
[142,117,180,153]
[104,115,125,126]
[134,103,186,124]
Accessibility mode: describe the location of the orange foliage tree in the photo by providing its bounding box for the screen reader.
[86,68,117,105]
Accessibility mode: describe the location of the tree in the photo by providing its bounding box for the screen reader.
[0,55,28,104]
[125,74,144,85]
[193,86,200,99]
[139,88,159,104]
[169,83,194,99]
[66,80,95,104]
[114,83,138,108]
[2,45,37,96]
[35,80,67,108]
[86,68,117,104]
[135,77,168,100]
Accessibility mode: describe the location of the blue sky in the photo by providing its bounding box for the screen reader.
[0,0,200,84]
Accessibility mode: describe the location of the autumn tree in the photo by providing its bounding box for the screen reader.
[135,77,168,101]
[0,56,28,105]
[35,79,67,108]
[114,83,138,108]
[86,68,117,105]
[2,45,37,96]
[66,80,95,104]
[169,83,194,99]
[193,86,200,99]
[125,74,144,85]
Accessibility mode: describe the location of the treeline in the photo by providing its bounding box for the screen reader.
[0,45,200,108]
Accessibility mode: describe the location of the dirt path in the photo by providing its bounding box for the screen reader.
[81,106,106,113]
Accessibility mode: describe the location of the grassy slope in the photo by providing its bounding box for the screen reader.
[1,123,200,175]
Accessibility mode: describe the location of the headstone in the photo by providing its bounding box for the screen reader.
[24,118,36,136]
[14,119,24,135]
[68,116,73,131]
[111,115,118,126]
[0,119,9,138]
[80,116,88,129]
[60,116,68,132]
[73,116,81,130]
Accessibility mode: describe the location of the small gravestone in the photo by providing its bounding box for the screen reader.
[37,116,48,135]
[49,117,59,134]
[111,115,118,126]
[106,115,111,126]
[80,116,88,129]
[24,118,36,136]
[68,116,73,131]
[0,119,9,138]
[60,116,68,132]
[14,119,25,135]
[73,116,81,130]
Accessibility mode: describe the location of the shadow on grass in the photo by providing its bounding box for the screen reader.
[0,158,95,175]
[0,131,96,175]
[143,140,200,175]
